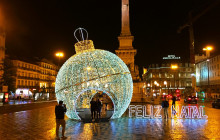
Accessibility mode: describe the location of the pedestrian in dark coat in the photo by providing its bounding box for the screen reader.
[55,101,67,139]
[90,98,97,120]
[96,99,102,119]
[162,97,169,119]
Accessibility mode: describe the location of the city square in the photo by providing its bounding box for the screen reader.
[0,100,220,140]
[0,0,220,139]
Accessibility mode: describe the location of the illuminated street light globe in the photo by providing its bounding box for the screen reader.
[55,40,133,120]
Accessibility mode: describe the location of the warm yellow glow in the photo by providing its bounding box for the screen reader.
[55,52,64,57]
[164,81,167,85]
[203,46,213,51]
[147,83,150,87]
[143,68,147,74]
[154,81,157,85]
[40,83,47,88]
[87,67,91,71]
[171,64,178,69]
[143,83,146,88]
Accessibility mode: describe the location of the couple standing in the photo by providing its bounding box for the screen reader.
[162,96,176,119]
[90,98,102,120]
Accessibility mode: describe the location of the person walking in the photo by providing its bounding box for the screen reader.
[172,96,176,109]
[55,101,67,139]
[96,99,102,119]
[90,98,97,121]
[162,96,169,119]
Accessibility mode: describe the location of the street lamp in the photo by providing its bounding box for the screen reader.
[55,52,64,67]
[171,64,178,70]
[171,64,179,94]
[203,45,213,58]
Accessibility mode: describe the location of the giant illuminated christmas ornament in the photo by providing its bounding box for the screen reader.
[55,28,133,120]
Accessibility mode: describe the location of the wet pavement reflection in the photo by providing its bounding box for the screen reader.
[0,101,219,140]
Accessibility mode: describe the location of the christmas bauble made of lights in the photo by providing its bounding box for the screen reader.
[55,40,133,120]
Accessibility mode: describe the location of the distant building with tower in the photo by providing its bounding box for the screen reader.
[116,0,144,102]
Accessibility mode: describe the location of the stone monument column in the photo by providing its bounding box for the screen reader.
[121,0,131,36]
[116,0,140,81]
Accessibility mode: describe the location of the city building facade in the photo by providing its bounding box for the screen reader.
[0,26,5,92]
[7,58,58,100]
[195,54,220,98]
[143,62,195,97]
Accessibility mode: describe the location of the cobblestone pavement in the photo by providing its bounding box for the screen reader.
[0,101,219,140]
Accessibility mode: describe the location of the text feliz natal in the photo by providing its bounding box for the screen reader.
[129,105,208,119]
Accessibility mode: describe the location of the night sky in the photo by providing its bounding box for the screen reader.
[1,0,220,73]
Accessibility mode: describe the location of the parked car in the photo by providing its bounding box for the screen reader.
[184,96,198,104]
[212,99,220,108]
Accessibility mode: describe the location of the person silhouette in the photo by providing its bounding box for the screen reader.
[90,98,97,121]
[96,99,102,119]
[55,101,67,139]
